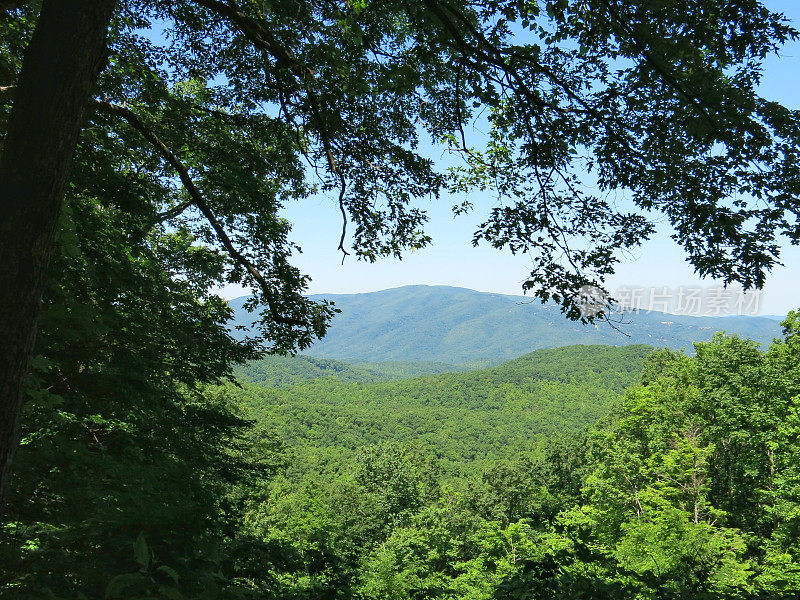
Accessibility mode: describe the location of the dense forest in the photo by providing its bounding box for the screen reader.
[5,287,800,598]
[233,345,652,472]
[234,354,472,387]
[235,327,800,600]
[3,1,800,599]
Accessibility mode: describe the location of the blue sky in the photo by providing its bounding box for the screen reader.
[221,1,800,316]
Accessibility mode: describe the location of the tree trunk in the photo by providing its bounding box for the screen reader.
[0,0,116,510]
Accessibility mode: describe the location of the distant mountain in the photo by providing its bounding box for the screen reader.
[228,285,783,364]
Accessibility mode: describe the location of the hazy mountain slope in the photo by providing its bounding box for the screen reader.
[229,285,783,364]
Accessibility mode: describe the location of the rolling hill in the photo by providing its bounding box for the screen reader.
[234,354,469,386]
[233,345,655,472]
[229,285,783,365]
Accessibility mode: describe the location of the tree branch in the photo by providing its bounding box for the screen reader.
[336,170,349,264]
[192,0,313,81]
[154,197,194,223]
[94,100,306,327]
[191,0,338,171]
[190,0,350,257]
[598,0,720,134]
[420,0,645,162]
[6,83,309,326]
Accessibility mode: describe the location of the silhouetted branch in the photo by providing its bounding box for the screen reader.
[191,0,349,256]
[94,100,306,327]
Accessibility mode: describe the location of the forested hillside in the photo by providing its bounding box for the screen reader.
[233,345,653,472]
[234,354,469,386]
[219,322,800,599]
[229,286,783,364]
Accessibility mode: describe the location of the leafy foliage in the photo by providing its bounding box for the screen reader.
[5,0,799,332]
[219,325,800,600]
[0,113,279,600]
[3,1,800,598]
[233,345,652,474]
[234,354,469,387]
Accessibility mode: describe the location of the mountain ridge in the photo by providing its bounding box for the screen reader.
[229,285,783,364]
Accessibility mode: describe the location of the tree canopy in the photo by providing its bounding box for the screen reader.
[4,0,799,341]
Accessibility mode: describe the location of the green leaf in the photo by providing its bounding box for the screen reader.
[156,565,181,584]
[105,573,147,599]
[133,532,149,569]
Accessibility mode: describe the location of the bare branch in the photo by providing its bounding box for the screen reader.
[336,171,349,264]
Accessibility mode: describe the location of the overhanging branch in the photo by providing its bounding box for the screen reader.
[4,83,309,327]
[599,0,720,134]
[191,0,337,170]
[419,0,646,162]
[94,100,306,327]
[154,198,194,223]
[192,0,313,81]
[190,0,349,256]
